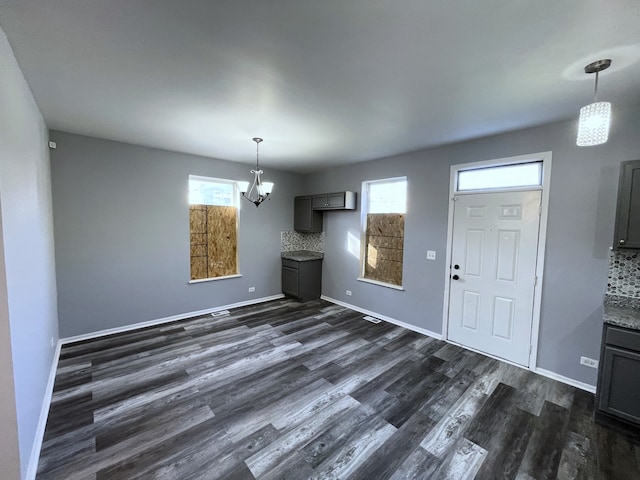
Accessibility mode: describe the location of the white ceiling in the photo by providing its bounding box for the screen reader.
[1,1,639,173]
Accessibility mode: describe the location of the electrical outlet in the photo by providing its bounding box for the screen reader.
[248,287,255,292]
[580,356,599,368]
[346,290,352,296]
[427,250,436,260]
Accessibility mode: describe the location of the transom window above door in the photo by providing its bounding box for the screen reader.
[457,161,543,192]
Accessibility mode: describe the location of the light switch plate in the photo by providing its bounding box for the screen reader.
[427,250,436,260]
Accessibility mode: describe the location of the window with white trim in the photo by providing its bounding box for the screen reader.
[360,177,407,287]
[188,176,239,281]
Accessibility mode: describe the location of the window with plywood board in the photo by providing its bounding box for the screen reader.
[188,176,239,281]
[360,177,407,288]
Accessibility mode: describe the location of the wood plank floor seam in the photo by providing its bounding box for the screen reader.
[36,299,640,479]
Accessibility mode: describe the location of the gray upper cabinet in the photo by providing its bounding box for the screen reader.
[312,191,357,210]
[294,196,323,232]
[614,159,640,249]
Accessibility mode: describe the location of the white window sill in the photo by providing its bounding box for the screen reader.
[189,274,242,284]
[357,277,404,291]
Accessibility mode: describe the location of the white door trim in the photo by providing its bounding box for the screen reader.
[441,151,552,370]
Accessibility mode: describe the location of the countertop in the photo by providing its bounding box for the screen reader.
[281,250,324,262]
[603,295,640,331]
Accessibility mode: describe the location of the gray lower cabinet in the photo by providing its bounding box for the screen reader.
[596,323,640,434]
[282,258,322,302]
[614,159,640,249]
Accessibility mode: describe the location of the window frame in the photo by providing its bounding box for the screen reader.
[454,160,544,195]
[358,176,408,291]
[188,175,242,284]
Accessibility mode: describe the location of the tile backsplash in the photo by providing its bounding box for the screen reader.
[607,250,640,299]
[281,231,324,253]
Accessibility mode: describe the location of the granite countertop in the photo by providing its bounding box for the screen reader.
[603,295,640,331]
[281,250,324,262]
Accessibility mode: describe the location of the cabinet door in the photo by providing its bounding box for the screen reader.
[297,260,322,302]
[282,266,299,297]
[313,192,346,210]
[294,196,322,232]
[312,195,328,209]
[598,344,640,424]
[312,192,356,210]
[328,193,346,208]
[614,159,640,249]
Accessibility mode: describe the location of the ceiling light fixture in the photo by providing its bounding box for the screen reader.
[238,137,274,207]
[576,59,612,147]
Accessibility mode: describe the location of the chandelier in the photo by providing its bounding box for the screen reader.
[576,59,612,147]
[238,137,274,207]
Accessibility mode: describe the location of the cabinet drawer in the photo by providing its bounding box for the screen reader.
[606,324,640,351]
[282,258,299,270]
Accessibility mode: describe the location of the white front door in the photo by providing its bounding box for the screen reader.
[447,190,541,366]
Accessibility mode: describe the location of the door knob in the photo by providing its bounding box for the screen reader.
[454,264,460,269]
[452,274,460,280]
[619,239,626,244]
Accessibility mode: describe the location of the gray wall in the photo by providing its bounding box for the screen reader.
[304,104,640,386]
[50,132,303,338]
[0,28,59,479]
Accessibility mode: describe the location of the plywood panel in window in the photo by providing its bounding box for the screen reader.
[189,204,237,280]
[190,205,207,233]
[207,206,237,278]
[365,213,405,286]
[190,256,207,280]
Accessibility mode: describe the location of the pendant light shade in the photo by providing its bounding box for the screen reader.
[577,101,611,146]
[576,59,612,147]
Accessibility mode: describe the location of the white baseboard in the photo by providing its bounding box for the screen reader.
[321,296,597,394]
[535,367,597,393]
[25,340,62,480]
[320,295,443,340]
[61,294,285,345]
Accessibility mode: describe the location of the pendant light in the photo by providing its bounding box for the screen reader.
[576,59,612,147]
[238,137,274,207]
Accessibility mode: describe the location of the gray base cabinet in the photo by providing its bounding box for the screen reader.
[595,323,640,436]
[282,258,322,302]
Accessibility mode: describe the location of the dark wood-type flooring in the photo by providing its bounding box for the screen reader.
[37,299,640,479]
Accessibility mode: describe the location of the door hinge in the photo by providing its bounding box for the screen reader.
[534,276,538,286]
[538,201,542,216]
